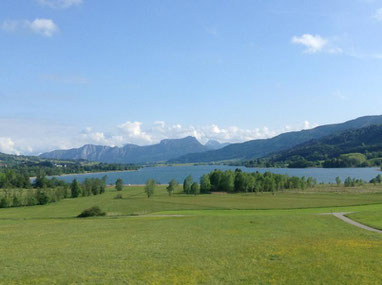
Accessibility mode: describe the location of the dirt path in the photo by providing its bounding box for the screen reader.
[330,212,382,234]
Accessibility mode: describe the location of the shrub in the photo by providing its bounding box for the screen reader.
[115,178,123,191]
[36,190,49,205]
[12,195,21,207]
[26,193,38,206]
[0,197,10,208]
[114,194,123,199]
[77,206,106,218]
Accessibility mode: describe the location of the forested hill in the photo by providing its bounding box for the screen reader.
[170,115,382,163]
[40,136,211,164]
[0,152,139,177]
[263,124,382,168]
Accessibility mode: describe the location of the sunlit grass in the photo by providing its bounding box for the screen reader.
[1,185,382,284]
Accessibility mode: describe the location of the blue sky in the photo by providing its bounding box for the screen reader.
[1,0,382,154]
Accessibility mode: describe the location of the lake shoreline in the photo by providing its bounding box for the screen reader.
[30,169,139,180]
[49,165,382,185]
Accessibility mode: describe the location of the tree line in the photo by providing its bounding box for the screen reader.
[141,169,318,198]
[0,152,140,177]
[0,174,107,208]
[196,169,317,193]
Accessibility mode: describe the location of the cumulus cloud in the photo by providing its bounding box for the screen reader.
[28,19,59,37]
[131,121,317,145]
[79,127,124,146]
[118,121,152,144]
[291,34,328,53]
[291,34,343,55]
[0,118,317,154]
[1,18,59,37]
[374,8,382,21]
[36,0,83,9]
[0,137,20,155]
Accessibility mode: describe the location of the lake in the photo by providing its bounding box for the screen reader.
[52,165,381,185]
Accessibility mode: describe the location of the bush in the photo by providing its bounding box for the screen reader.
[0,197,10,208]
[77,206,106,218]
[114,194,123,199]
[36,190,49,205]
[12,195,21,207]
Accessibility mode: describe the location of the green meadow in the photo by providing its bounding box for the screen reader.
[1,185,382,284]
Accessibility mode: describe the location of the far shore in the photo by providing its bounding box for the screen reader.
[30,169,139,180]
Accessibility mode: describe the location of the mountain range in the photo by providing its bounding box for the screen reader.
[170,115,382,163]
[40,137,228,164]
[40,115,382,164]
[265,124,382,167]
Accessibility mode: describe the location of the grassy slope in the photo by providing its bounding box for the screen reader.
[348,210,382,230]
[1,185,382,284]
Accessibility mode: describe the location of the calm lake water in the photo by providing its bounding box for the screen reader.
[52,165,381,185]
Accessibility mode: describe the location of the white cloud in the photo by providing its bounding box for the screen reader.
[27,19,59,37]
[139,121,317,145]
[118,121,152,144]
[0,137,20,155]
[36,0,83,9]
[291,34,327,53]
[79,128,124,146]
[1,18,59,37]
[0,118,318,154]
[374,8,382,21]
[345,51,382,60]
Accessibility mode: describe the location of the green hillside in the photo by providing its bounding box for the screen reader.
[0,152,139,177]
[1,185,382,283]
[262,125,382,168]
[171,115,382,163]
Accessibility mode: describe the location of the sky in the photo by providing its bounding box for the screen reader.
[1,0,382,155]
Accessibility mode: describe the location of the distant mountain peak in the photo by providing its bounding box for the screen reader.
[205,139,231,150]
[40,136,208,164]
[160,136,199,144]
[170,115,382,163]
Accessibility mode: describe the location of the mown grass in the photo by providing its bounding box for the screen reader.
[348,209,382,230]
[2,185,382,220]
[1,185,382,284]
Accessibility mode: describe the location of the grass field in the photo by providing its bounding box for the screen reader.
[1,185,382,284]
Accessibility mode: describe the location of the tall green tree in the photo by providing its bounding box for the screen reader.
[200,174,211,194]
[167,179,178,196]
[191,182,200,195]
[145,179,156,198]
[234,171,246,192]
[219,171,235,192]
[115,178,123,191]
[183,175,193,194]
[34,171,48,188]
[70,179,81,198]
[209,170,222,192]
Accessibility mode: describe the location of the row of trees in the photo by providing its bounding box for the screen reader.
[72,176,107,197]
[194,169,317,194]
[183,176,200,195]
[334,175,382,187]
[0,170,68,189]
[0,154,140,177]
[139,170,318,198]
[0,176,107,208]
[370,174,382,185]
[0,170,31,189]
[0,187,69,208]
